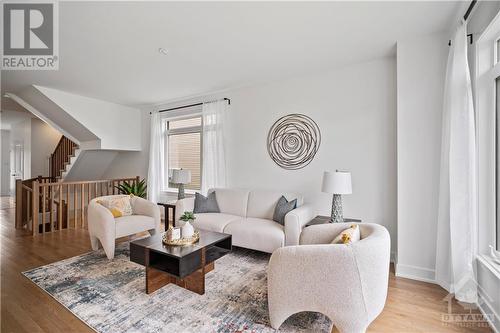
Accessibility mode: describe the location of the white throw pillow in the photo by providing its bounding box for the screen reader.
[331,224,360,245]
[97,196,133,218]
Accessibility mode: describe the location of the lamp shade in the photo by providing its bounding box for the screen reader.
[321,171,352,194]
[171,169,191,184]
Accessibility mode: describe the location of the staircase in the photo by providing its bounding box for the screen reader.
[5,85,142,181]
[8,85,145,234]
[50,136,79,180]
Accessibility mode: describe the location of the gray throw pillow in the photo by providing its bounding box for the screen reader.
[273,196,297,225]
[193,192,221,214]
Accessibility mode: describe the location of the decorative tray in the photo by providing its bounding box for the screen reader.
[162,230,200,246]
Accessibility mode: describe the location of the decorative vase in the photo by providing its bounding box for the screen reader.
[181,221,194,238]
[178,183,185,200]
[166,225,174,241]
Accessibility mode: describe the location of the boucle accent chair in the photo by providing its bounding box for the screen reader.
[175,188,315,253]
[88,195,161,259]
[267,223,390,333]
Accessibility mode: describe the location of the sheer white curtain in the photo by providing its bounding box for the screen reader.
[147,110,166,202]
[201,100,228,194]
[435,22,477,303]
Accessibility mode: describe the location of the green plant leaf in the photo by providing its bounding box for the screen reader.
[114,178,147,198]
[180,211,195,221]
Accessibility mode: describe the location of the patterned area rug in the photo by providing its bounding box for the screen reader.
[23,243,331,332]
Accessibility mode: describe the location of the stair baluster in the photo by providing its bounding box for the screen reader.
[50,136,78,180]
[15,176,140,235]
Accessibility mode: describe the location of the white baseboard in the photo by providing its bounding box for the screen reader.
[395,263,436,284]
[478,294,500,333]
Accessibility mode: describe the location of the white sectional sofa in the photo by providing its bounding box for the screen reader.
[175,188,315,253]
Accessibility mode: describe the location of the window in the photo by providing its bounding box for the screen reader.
[477,19,500,255]
[164,116,202,191]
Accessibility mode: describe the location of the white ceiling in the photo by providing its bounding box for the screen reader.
[2,1,463,107]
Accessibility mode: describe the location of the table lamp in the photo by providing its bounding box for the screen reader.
[172,169,191,200]
[321,170,352,223]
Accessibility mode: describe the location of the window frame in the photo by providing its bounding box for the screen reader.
[160,112,203,194]
[496,36,500,64]
[496,77,500,251]
[476,13,500,258]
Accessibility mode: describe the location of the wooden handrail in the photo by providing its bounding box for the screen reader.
[37,177,138,187]
[54,135,66,150]
[23,176,53,182]
[22,176,54,186]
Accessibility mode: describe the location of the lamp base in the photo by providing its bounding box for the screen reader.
[178,184,186,200]
[331,194,344,223]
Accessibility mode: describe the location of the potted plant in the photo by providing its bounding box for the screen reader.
[179,211,195,238]
[115,179,147,198]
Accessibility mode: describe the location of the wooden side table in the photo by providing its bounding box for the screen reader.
[305,215,361,227]
[157,200,177,231]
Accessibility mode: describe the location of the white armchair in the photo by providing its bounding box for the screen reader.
[88,195,161,259]
[267,223,390,333]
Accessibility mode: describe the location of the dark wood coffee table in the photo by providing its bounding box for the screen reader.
[130,230,232,295]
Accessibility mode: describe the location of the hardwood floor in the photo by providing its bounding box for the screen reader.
[0,197,492,333]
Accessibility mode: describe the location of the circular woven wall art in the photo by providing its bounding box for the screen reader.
[267,114,321,170]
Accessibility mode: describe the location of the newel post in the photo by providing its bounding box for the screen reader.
[15,179,22,229]
[32,180,39,236]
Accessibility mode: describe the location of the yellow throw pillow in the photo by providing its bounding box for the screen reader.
[97,196,133,218]
[331,224,361,245]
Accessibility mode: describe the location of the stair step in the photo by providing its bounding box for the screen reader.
[50,135,79,180]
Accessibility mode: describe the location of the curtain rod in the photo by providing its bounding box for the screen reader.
[448,0,477,46]
[463,0,477,21]
[151,97,231,114]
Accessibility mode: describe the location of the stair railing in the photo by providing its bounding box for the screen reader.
[50,136,78,179]
[15,176,140,235]
[15,176,54,229]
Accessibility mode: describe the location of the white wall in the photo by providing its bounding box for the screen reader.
[34,86,142,151]
[135,57,397,252]
[228,57,396,238]
[1,130,11,195]
[10,119,31,179]
[30,118,61,177]
[9,118,61,179]
[102,108,150,180]
[12,88,97,146]
[66,150,118,181]
[396,32,448,282]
